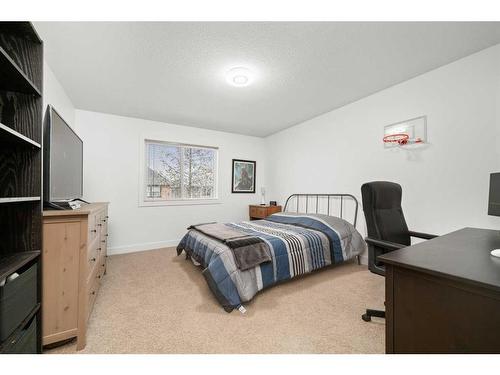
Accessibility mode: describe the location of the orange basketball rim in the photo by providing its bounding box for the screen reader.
[383,133,410,145]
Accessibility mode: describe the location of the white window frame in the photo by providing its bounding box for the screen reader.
[139,137,220,207]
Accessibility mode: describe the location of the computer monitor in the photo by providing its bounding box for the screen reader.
[488,173,500,217]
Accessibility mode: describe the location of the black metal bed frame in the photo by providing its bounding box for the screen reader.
[283,193,359,227]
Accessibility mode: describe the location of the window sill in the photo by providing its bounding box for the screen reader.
[139,199,222,207]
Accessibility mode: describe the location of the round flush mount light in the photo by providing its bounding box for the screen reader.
[226,67,254,87]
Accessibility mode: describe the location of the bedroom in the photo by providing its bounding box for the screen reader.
[1,0,500,372]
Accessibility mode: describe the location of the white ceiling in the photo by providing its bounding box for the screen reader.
[36,22,500,137]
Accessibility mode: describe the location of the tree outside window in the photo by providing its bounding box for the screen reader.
[145,141,217,201]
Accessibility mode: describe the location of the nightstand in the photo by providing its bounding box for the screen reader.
[249,205,282,220]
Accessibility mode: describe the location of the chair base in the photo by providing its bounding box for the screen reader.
[362,309,385,322]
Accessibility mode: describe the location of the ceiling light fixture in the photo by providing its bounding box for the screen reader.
[226,67,254,87]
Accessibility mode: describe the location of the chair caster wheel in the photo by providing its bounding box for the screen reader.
[362,313,371,322]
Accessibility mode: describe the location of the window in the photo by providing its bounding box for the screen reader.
[143,140,218,202]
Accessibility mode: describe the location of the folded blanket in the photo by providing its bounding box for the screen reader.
[225,236,271,271]
[187,223,271,270]
[188,223,245,242]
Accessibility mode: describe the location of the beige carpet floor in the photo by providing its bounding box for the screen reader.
[46,247,385,354]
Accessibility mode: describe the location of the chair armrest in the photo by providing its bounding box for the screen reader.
[408,230,437,240]
[365,237,406,251]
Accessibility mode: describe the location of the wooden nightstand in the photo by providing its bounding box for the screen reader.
[249,205,282,220]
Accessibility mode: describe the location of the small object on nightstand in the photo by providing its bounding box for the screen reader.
[249,204,282,220]
[269,201,277,206]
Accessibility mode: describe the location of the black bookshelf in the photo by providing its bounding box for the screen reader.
[0,22,42,354]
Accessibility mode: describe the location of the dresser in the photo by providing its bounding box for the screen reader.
[249,204,282,220]
[42,202,109,350]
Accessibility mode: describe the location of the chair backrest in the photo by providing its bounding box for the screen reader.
[361,181,410,276]
[361,181,410,246]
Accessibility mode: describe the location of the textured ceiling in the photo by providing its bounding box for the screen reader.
[36,22,500,137]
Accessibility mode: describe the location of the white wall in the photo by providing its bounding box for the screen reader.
[75,110,266,255]
[266,44,500,262]
[43,61,76,129]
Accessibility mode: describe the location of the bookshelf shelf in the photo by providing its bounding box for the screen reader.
[0,47,41,96]
[0,123,41,148]
[0,197,40,204]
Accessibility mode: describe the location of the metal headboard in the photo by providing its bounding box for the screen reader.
[283,193,359,227]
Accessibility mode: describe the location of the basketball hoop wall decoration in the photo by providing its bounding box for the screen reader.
[383,116,427,149]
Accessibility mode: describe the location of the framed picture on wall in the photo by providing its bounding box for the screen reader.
[232,159,256,193]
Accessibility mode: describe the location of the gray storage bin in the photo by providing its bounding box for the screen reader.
[3,317,37,354]
[0,263,38,341]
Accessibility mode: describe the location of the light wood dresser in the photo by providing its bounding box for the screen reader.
[42,202,109,350]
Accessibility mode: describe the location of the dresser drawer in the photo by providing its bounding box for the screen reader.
[97,211,108,250]
[98,256,106,281]
[100,236,107,253]
[98,250,106,271]
[99,212,108,232]
[87,256,102,313]
[86,247,98,283]
[87,237,100,272]
[249,206,267,219]
[95,215,105,237]
[99,225,108,256]
[88,213,98,242]
[87,276,99,320]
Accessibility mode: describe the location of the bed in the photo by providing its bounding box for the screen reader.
[176,194,365,312]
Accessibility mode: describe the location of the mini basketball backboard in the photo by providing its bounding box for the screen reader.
[383,116,427,148]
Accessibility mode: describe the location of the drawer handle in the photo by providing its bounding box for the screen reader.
[97,275,101,279]
[101,240,106,243]
[105,234,109,237]
[105,216,109,219]
[91,257,96,262]
[91,291,96,295]
[97,247,101,251]
[102,219,107,222]
[91,229,97,233]
[102,263,105,267]
[97,224,102,227]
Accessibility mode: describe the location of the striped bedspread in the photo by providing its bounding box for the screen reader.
[176,212,365,312]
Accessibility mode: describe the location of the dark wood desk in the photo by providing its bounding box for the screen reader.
[379,228,500,353]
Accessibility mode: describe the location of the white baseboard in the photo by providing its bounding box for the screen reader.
[108,240,180,255]
[359,254,368,265]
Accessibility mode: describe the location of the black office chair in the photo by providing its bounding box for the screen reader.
[360,181,437,322]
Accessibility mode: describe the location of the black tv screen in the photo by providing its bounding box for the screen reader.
[43,106,83,202]
[488,173,500,217]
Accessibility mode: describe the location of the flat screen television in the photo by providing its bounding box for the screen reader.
[43,105,83,208]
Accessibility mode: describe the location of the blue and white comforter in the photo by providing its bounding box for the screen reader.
[176,212,365,312]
